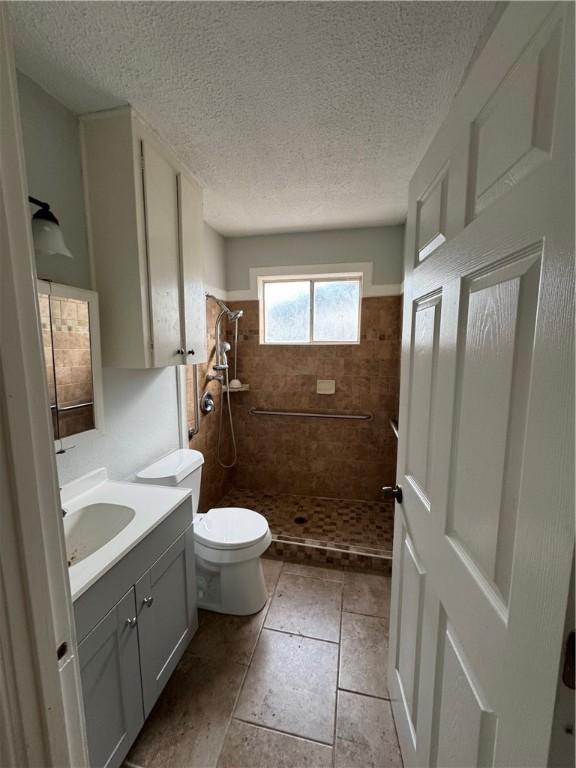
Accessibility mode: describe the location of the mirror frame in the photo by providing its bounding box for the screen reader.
[37,279,103,449]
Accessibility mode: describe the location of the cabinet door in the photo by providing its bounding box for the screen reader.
[79,588,144,768]
[141,139,182,367]
[178,173,207,364]
[136,525,198,716]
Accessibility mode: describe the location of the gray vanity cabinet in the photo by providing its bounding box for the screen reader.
[136,524,197,716]
[78,587,144,768]
[76,510,198,768]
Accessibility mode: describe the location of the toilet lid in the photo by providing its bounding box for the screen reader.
[194,507,269,550]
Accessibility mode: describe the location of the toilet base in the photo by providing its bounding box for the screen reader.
[195,554,268,615]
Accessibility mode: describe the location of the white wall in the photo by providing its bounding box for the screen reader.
[17,72,92,289]
[225,225,404,296]
[18,72,181,485]
[55,368,180,485]
[203,222,226,298]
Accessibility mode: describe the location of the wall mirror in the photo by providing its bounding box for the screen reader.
[37,280,103,446]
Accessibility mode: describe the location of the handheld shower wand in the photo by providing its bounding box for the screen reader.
[205,294,245,468]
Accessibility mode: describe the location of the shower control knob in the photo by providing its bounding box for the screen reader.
[381,484,403,504]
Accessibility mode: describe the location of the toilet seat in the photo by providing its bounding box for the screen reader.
[194,507,269,550]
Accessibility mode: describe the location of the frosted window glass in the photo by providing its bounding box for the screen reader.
[313,280,360,342]
[264,281,310,343]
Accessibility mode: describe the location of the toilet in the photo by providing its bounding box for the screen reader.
[135,449,271,615]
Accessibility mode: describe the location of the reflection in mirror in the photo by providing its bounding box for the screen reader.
[51,296,95,438]
[39,292,59,437]
[37,281,101,443]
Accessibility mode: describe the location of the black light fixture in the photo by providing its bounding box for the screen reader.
[28,196,73,259]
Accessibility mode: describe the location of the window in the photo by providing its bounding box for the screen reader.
[260,275,362,344]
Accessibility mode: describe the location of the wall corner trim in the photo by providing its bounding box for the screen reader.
[225,262,403,301]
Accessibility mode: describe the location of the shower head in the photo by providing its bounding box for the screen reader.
[206,293,243,322]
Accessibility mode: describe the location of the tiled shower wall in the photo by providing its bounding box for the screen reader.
[187,301,232,512]
[227,296,401,501]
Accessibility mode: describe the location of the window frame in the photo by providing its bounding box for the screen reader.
[258,273,363,346]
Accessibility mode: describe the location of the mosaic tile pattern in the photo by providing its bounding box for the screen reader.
[216,488,394,573]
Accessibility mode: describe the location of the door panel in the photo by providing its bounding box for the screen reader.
[389,4,574,767]
[395,527,426,744]
[447,250,541,603]
[432,617,497,768]
[468,14,562,221]
[416,171,448,263]
[79,588,143,768]
[406,292,442,503]
[136,526,197,716]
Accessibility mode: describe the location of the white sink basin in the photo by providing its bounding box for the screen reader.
[65,503,136,566]
[60,467,192,600]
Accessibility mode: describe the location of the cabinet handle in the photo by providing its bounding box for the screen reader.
[126,617,137,628]
[143,596,154,607]
[187,349,195,356]
[176,349,185,355]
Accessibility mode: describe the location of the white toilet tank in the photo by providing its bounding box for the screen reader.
[135,449,204,515]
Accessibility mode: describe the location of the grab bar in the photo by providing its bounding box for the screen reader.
[50,401,93,412]
[249,408,372,421]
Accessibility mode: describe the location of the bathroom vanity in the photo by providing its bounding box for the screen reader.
[62,469,198,768]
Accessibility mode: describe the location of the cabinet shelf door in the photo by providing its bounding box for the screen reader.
[136,525,197,716]
[79,587,144,768]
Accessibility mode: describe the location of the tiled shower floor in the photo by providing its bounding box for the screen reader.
[216,489,394,572]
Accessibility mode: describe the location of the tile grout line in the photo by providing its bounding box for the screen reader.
[232,716,334,749]
[262,625,340,645]
[336,685,392,703]
[342,608,391,620]
[212,563,281,768]
[332,579,345,768]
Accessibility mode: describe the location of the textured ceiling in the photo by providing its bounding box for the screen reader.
[10,1,496,235]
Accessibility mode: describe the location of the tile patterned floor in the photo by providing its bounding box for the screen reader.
[216,488,395,572]
[125,558,402,768]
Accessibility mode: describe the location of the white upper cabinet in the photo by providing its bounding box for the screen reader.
[81,107,207,368]
[178,173,206,365]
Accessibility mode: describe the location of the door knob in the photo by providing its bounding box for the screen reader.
[126,617,137,628]
[381,484,403,503]
[143,595,154,607]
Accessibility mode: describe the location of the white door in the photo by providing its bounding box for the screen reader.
[388,4,574,767]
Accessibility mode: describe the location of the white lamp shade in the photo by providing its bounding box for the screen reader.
[32,217,73,259]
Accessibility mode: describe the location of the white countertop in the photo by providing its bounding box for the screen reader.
[62,468,192,601]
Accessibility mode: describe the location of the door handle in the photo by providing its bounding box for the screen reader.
[143,595,154,607]
[126,617,137,628]
[176,348,185,355]
[382,484,403,503]
[187,349,195,356]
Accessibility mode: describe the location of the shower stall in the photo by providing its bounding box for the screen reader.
[189,293,401,574]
